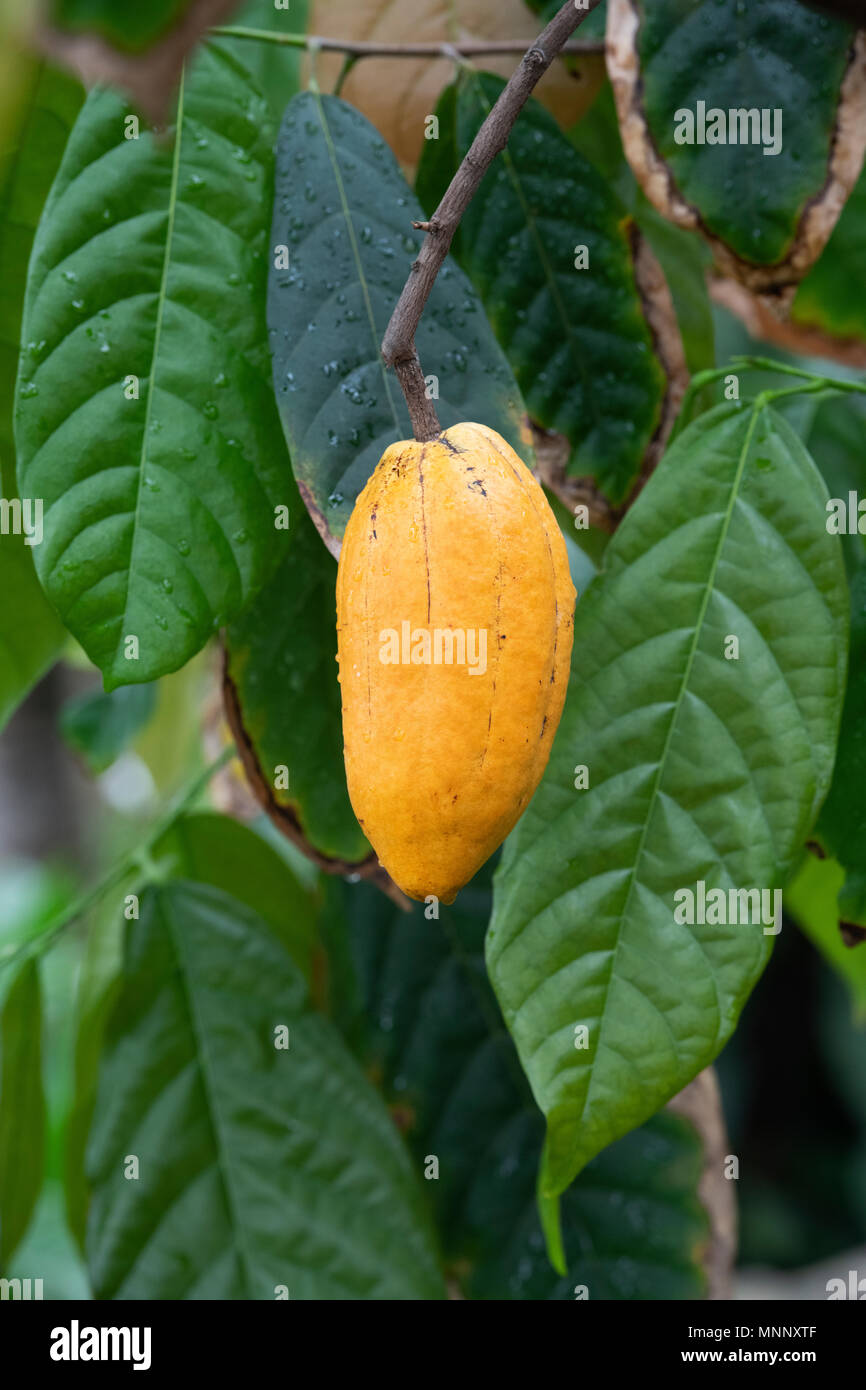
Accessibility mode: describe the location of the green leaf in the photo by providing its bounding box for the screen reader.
[66,813,319,1249]
[567,82,715,375]
[0,535,64,733]
[804,393,866,577]
[0,959,45,1269]
[786,853,866,1020]
[213,0,311,124]
[488,401,848,1198]
[65,885,128,1253]
[624,0,856,266]
[791,165,866,344]
[805,396,866,927]
[268,91,529,546]
[86,881,445,1299]
[50,0,194,51]
[418,72,667,501]
[15,44,292,690]
[0,60,83,469]
[815,564,866,922]
[60,682,157,773]
[152,812,319,978]
[339,868,709,1299]
[0,61,82,732]
[225,500,369,865]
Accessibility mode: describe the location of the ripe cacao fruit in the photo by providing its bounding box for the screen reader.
[336,422,575,904]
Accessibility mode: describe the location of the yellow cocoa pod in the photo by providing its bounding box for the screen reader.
[336,422,575,904]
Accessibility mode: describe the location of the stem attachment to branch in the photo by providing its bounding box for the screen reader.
[380,0,604,441]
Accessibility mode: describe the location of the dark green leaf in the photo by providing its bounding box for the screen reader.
[60,682,157,773]
[567,82,716,375]
[268,91,529,545]
[15,45,292,690]
[50,0,193,51]
[418,72,667,501]
[226,500,369,864]
[0,960,45,1269]
[86,881,444,1298]
[152,812,319,977]
[623,0,856,267]
[815,564,866,922]
[488,401,848,1199]
[66,813,319,1248]
[805,397,866,929]
[339,868,708,1299]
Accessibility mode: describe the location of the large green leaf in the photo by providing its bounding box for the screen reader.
[86,880,444,1299]
[619,0,856,267]
[417,72,667,501]
[15,44,292,690]
[0,959,45,1269]
[66,812,318,1249]
[268,91,528,546]
[225,500,369,864]
[152,812,319,977]
[0,61,81,732]
[338,869,709,1299]
[488,401,848,1200]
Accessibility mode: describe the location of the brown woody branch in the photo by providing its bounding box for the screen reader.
[380,0,605,442]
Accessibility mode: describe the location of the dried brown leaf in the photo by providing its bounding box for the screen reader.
[308,0,605,166]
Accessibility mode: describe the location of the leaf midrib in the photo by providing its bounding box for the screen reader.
[115,68,187,677]
[308,91,402,441]
[161,887,257,1298]
[574,402,765,1149]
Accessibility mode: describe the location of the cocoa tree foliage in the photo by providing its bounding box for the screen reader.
[267,91,528,545]
[332,866,709,1300]
[1,0,865,1302]
[15,43,293,690]
[488,401,847,1201]
[613,0,858,271]
[417,72,668,501]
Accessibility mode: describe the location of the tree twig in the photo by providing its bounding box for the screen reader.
[211,26,605,59]
[379,0,604,441]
